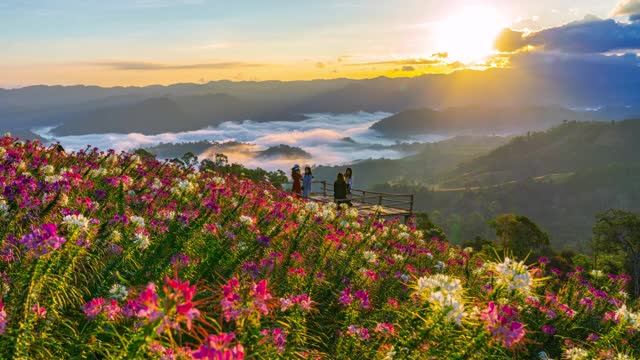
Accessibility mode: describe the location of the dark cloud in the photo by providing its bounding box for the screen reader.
[90,61,264,71]
[401,66,415,72]
[347,58,442,67]
[495,16,640,53]
[611,0,640,17]
[316,62,326,69]
[431,52,448,59]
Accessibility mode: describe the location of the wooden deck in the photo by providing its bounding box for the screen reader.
[308,181,414,222]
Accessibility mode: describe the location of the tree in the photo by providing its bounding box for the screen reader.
[414,212,447,241]
[593,209,640,297]
[181,152,199,167]
[489,214,550,259]
[133,148,156,159]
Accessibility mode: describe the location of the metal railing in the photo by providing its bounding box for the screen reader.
[311,181,414,221]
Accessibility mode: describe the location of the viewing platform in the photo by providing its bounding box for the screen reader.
[308,181,415,222]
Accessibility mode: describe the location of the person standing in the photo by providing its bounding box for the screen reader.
[291,164,302,197]
[302,166,313,198]
[344,167,353,202]
[334,173,348,206]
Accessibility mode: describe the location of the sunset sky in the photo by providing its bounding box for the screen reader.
[0,0,635,87]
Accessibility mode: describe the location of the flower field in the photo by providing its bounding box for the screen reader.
[0,135,638,359]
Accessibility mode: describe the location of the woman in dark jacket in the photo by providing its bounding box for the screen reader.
[291,164,302,197]
[334,173,348,206]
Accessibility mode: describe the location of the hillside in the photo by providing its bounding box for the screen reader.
[369,106,592,137]
[1,135,638,359]
[371,120,640,249]
[441,120,640,188]
[312,135,510,189]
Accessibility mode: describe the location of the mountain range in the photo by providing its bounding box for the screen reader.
[5,63,640,136]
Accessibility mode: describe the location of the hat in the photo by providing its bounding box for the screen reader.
[292,164,300,171]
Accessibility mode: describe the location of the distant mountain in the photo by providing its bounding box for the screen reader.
[5,63,640,135]
[51,93,307,136]
[369,106,593,137]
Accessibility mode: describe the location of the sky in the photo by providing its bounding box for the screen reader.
[0,0,633,87]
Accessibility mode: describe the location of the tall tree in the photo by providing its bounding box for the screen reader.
[490,214,550,259]
[593,209,640,297]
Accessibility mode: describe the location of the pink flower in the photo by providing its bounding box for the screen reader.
[192,333,245,360]
[32,303,46,319]
[374,323,397,337]
[0,302,6,334]
[104,299,121,321]
[82,298,106,320]
[481,302,526,349]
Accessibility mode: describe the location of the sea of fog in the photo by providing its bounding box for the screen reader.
[33,112,447,171]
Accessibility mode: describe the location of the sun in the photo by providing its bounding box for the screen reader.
[434,6,506,63]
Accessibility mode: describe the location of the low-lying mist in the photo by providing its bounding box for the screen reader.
[33,112,447,171]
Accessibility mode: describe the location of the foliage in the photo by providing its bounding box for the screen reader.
[594,209,640,297]
[0,136,638,359]
[490,214,550,259]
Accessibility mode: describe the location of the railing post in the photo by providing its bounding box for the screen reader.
[362,191,366,204]
[378,195,382,205]
[322,181,327,197]
[409,194,414,215]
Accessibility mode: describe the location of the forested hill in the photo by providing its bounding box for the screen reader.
[439,120,640,188]
[373,119,640,250]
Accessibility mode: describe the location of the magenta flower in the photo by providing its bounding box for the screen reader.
[541,324,556,335]
[191,333,245,360]
[0,302,6,334]
[19,223,66,258]
[481,302,526,349]
[82,298,106,320]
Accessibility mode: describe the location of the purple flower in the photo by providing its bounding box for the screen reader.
[19,223,66,257]
[256,235,271,247]
[541,324,556,335]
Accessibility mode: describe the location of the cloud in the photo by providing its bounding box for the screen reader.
[33,112,432,171]
[400,66,415,72]
[90,61,265,71]
[431,52,448,59]
[611,0,640,17]
[495,16,640,53]
[347,58,443,67]
[316,62,326,69]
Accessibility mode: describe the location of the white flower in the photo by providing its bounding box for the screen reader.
[345,208,359,219]
[212,176,226,185]
[239,215,255,226]
[398,232,410,241]
[305,202,319,212]
[109,284,129,300]
[130,216,146,228]
[590,269,604,278]
[133,232,150,250]
[415,274,465,325]
[615,305,640,329]
[371,205,384,213]
[392,254,404,262]
[538,351,553,360]
[62,214,90,231]
[490,257,533,295]
[43,165,56,175]
[435,261,445,271]
[152,178,163,189]
[45,175,63,183]
[563,347,589,360]
[363,250,378,264]
[0,199,9,218]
